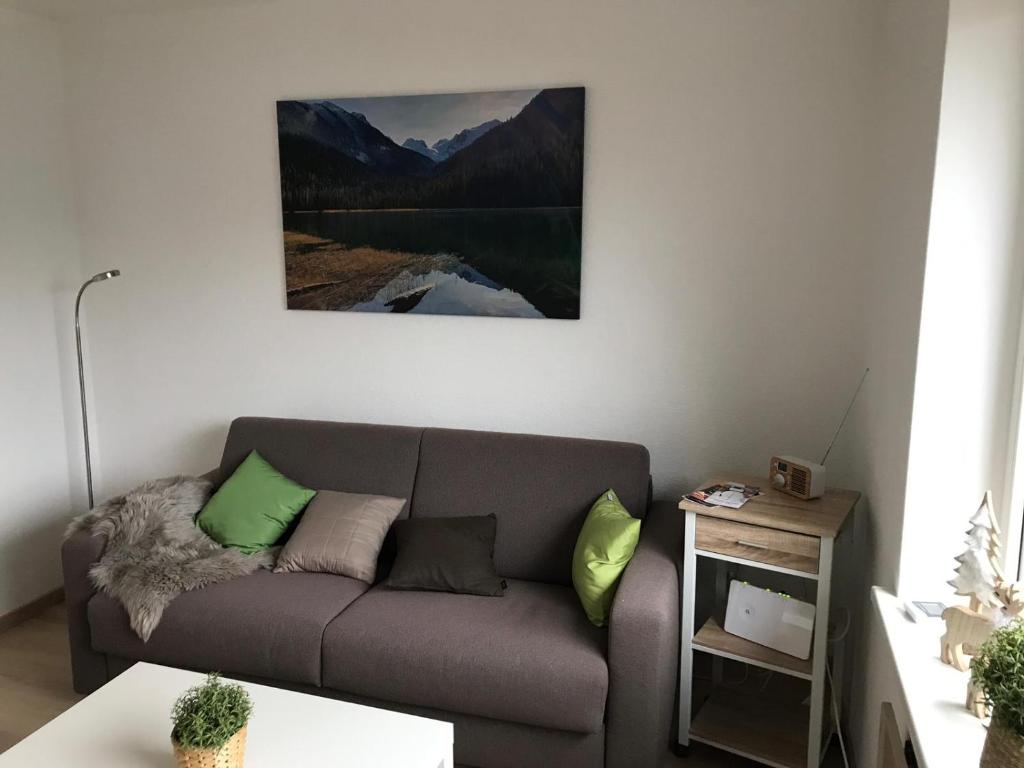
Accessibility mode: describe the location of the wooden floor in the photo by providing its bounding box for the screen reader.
[0,604,82,752]
[0,603,841,766]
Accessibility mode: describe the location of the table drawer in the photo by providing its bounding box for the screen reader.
[695,516,820,574]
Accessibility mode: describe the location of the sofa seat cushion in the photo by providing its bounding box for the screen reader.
[321,579,608,734]
[88,571,368,686]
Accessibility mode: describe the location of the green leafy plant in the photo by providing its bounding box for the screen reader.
[972,621,1024,737]
[171,673,253,750]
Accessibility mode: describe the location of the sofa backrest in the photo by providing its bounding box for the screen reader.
[411,428,650,585]
[219,418,651,586]
[219,417,422,515]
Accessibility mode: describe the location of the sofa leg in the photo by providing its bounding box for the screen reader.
[67,620,109,694]
[69,647,108,695]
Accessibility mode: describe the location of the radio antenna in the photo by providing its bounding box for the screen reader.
[820,367,869,465]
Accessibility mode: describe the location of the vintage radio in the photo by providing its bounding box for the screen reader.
[770,368,869,502]
[769,455,825,500]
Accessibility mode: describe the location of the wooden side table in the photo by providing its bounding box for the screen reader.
[678,475,858,768]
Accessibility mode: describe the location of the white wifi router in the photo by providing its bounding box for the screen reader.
[724,580,816,659]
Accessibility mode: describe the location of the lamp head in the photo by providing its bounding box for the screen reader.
[92,269,120,282]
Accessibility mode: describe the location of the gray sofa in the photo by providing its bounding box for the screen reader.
[62,417,682,767]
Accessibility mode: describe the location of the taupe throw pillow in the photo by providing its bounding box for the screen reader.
[274,491,405,583]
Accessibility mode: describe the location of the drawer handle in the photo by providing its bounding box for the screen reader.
[736,539,770,550]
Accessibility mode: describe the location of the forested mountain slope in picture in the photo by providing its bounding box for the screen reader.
[277,88,584,211]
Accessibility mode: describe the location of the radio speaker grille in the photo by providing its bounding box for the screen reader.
[790,468,809,496]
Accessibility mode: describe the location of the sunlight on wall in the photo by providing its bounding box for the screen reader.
[900,0,1024,600]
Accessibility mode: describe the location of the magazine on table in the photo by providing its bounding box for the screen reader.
[684,482,761,509]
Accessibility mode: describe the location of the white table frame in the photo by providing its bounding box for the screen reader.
[678,508,837,768]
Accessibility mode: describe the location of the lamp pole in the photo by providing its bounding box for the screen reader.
[75,270,120,509]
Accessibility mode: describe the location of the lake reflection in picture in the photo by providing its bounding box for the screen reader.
[276,87,584,319]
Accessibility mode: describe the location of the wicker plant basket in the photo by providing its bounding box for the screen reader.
[172,725,248,768]
[981,716,1024,768]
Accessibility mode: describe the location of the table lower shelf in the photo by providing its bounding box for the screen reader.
[690,688,809,768]
[693,617,813,679]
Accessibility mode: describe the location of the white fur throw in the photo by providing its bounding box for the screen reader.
[65,476,274,641]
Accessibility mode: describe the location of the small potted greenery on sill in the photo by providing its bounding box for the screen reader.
[972,620,1024,767]
[171,673,253,768]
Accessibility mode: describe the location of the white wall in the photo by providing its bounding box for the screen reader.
[900,0,1024,601]
[0,7,83,615]
[61,0,883,504]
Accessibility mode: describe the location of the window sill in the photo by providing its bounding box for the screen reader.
[872,587,987,768]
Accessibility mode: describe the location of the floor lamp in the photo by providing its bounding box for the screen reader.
[75,269,121,509]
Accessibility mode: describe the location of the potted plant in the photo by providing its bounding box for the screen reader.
[171,673,253,768]
[972,620,1024,767]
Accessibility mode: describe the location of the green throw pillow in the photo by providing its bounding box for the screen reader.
[572,489,641,627]
[197,451,316,554]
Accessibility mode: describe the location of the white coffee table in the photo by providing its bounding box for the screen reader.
[0,662,453,767]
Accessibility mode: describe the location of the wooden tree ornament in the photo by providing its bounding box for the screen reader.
[948,490,1004,612]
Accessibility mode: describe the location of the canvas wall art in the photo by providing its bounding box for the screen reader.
[276,87,584,319]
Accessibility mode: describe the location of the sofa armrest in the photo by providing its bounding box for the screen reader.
[606,499,683,767]
[61,529,108,693]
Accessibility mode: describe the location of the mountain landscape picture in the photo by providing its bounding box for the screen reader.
[276,87,584,318]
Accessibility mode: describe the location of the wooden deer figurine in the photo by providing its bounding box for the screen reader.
[967,678,989,719]
[996,581,1024,622]
[940,605,996,671]
[941,583,1024,673]
[959,582,1024,718]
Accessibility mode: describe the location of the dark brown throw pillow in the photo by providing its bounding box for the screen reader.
[386,514,506,596]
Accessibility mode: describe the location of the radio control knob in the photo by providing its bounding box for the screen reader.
[772,472,786,488]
